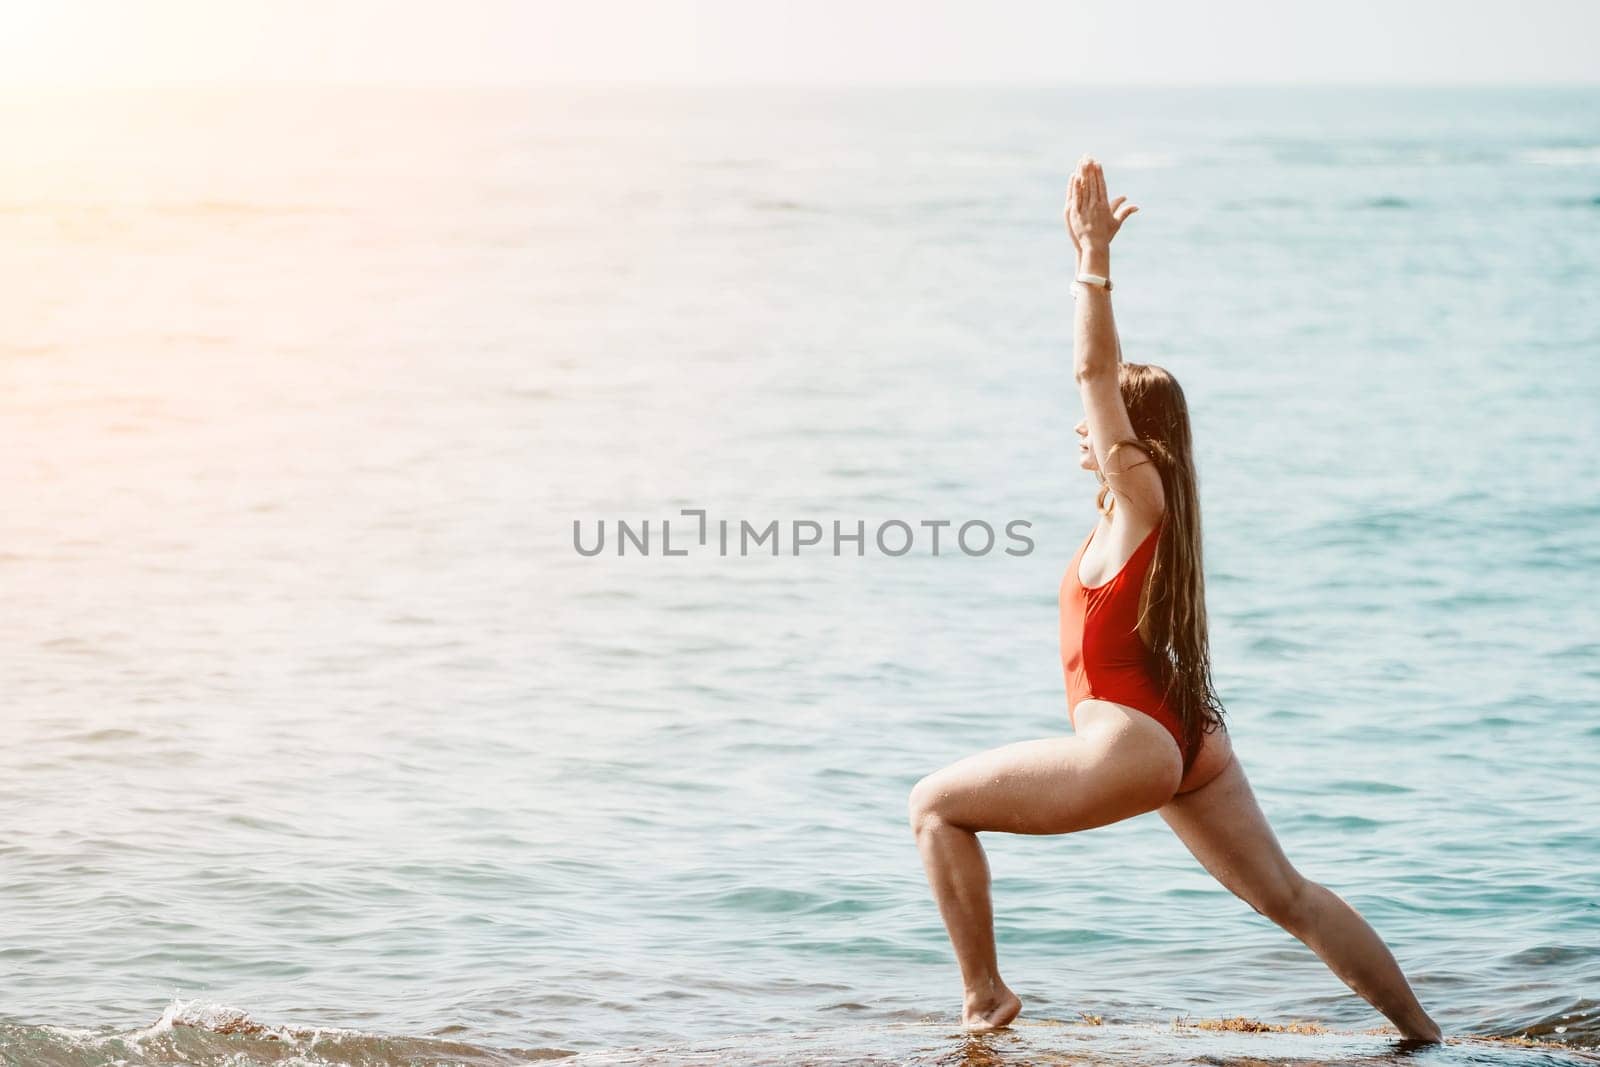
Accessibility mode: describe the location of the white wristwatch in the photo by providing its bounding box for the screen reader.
[1075,271,1113,292]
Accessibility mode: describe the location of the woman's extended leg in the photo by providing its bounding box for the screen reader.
[908,711,1183,1031]
[1158,753,1443,1042]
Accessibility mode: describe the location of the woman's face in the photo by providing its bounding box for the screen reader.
[1075,417,1099,472]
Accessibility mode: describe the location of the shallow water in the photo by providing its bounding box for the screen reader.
[4,1008,1598,1067]
[1,86,1597,1065]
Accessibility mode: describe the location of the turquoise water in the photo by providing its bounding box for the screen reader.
[1,86,1597,1065]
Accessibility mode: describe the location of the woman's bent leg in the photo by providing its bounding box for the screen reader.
[908,715,1182,1030]
[908,808,1018,1029]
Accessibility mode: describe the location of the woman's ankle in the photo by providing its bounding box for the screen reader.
[962,975,1009,1002]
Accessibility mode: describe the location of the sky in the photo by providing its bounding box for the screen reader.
[0,0,1596,86]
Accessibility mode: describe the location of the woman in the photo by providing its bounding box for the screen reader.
[907,156,1442,1043]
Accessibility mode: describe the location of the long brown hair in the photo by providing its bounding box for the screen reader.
[1094,362,1227,775]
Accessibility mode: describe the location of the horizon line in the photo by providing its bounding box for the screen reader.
[3,78,1598,91]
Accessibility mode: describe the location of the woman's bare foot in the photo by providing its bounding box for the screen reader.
[1398,1017,1443,1043]
[962,980,1022,1032]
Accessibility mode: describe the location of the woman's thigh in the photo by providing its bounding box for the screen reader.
[1157,753,1303,918]
[909,714,1182,836]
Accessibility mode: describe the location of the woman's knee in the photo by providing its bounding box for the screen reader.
[1255,871,1313,930]
[907,771,958,833]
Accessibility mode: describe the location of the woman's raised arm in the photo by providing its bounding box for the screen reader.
[1065,156,1163,519]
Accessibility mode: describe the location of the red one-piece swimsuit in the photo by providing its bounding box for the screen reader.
[1059,516,1189,760]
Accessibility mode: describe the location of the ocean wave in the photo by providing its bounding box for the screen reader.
[9,1002,1596,1066]
[0,998,569,1067]
[1519,146,1600,166]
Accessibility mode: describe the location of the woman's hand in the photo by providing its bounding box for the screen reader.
[1064,156,1138,255]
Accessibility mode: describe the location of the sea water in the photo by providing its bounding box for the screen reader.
[1,85,1597,1065]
